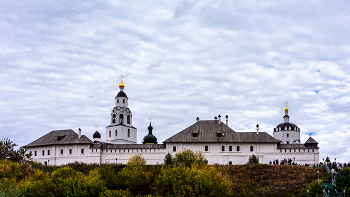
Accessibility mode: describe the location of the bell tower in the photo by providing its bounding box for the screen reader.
[106,76,137,144]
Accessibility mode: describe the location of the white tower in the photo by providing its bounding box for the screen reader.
[106,76,137,144]
[273,102,301,144]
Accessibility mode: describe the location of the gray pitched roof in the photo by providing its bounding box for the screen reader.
[163,120,280,143]
[305,137,318,144]
[23,129,92,148]
[277,144,319,149]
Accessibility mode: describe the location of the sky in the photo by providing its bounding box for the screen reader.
[1,0,350,162]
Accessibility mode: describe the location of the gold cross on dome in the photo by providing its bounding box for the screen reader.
[286,101,288,108]
[120,75,124,82]
[149,117,152,122]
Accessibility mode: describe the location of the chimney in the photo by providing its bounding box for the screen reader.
[256,124,259,135]
[225,115,228,126]
[78,128,81,139]
[218,114,221,124]
[196,117,199,123]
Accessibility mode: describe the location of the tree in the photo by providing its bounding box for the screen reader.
[0,138,30,163]
[164,153,174,165]
[335,167,350,195]
[127,154,146,166]
[173,149,206,167]
[298,180,323,197]
[248,154,259,164]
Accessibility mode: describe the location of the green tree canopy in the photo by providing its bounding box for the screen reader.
[0,138,30,163]
[336,167,350,195]
[164,152,173,165]
[248,154,259,164]
[173,149,206,167]
[127,154,146,166]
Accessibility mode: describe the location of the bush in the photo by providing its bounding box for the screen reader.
[127,154,146,166]
[173,149,206,167]
[0,178,22,197]
[247,154,259,164]
[152,164,233,197]
[164,152,174,165]
[297,180,323,197]
[19,169,57,197]
[115,164,153,196]
[99,189,133,197]
[336,167,350,195]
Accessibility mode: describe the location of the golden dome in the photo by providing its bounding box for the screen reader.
[119,81,124,88]
[285,102,288,111]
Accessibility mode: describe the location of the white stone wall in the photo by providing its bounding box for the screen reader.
[274,130,300,144]
[115,97,128,108]
[101,148,166,165]
[106,125,137,144]
[27,143,319,166]
[26,144,100,165]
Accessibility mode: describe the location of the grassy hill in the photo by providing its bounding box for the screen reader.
[0,159,327,197]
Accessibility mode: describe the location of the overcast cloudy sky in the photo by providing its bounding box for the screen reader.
[1,0,350,162]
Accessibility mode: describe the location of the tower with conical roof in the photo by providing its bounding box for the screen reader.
[273,102,301,144]
[106,76,137,144]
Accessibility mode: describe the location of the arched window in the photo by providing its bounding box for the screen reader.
[123,99,125,103]
[222,146,225,151]
[112,114,116,123]
[117,99,119,103]
[250,146,253,152]
[205,145,208,151]
[119,114,124,123]
[127,115,130,124]
[128,129,130,137]
[237,146,240,151]
[173,146,176,152]
[109,131,111,137]
[229,146,232,151]
[115,130,117,136]
[229,161,232,165]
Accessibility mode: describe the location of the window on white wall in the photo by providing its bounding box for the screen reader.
[69,149,72,154]
[48,150,50,155]
[81,149,84,154]
[61,149,63,155]
[250,146,253,152]
[109,131,111,137]
[237,146,240,151]
[205,145,208,151]
[128,129,130,137]
[222,146,225,151]
[35,151,37,156]
[173,146,176,152]
[287,133,289,137]
[42,150,44,156]
[229,146,232,151]
[115,130,117,136]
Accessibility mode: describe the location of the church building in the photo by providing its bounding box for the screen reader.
[23,79,319,165]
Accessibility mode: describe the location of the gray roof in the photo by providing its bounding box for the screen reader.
[305,137,318,144]
[91,143,166,149]
[163,120,281,143]
[278,144,319,149]
[23,129,92,148]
